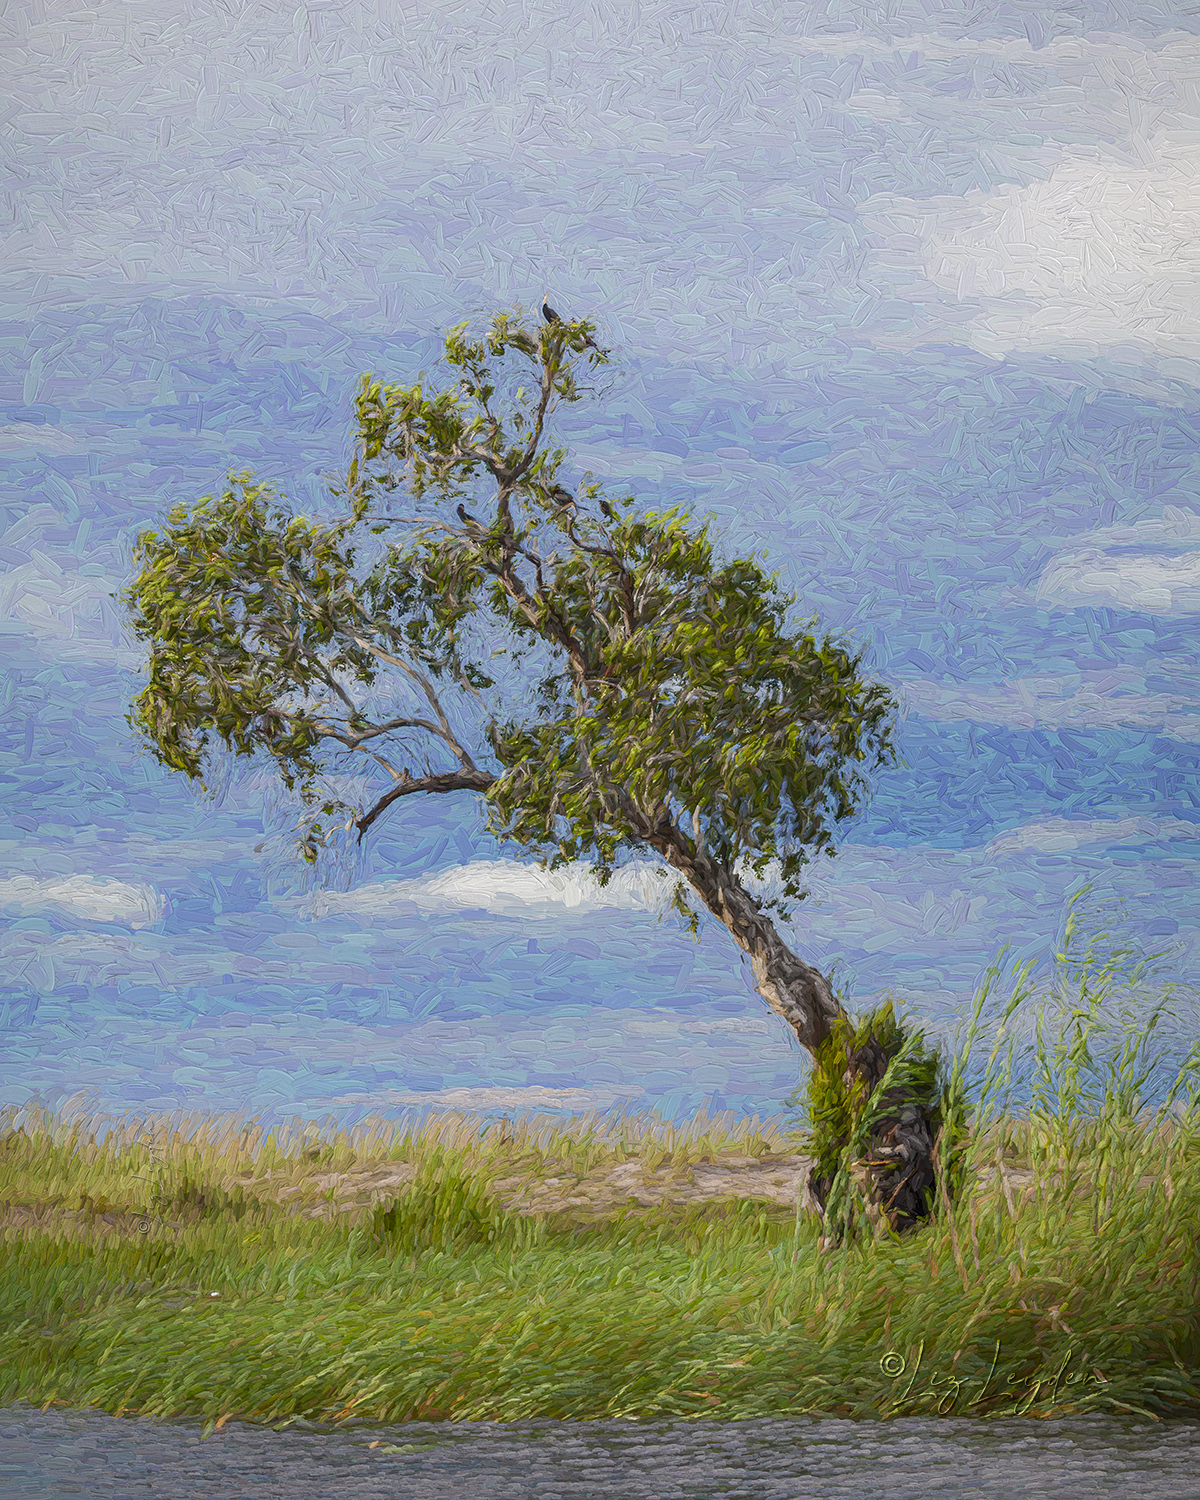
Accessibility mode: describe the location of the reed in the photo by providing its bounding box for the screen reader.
[2,898,1197,1430]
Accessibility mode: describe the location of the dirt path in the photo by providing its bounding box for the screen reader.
[0,1153,821,1239]
[4,1153,1144,1241]
[259,1151,819,1223]
[244,1152,1062,1222]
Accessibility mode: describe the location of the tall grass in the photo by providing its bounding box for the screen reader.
[2,897,1198,1429]
[0,1099,790,1230]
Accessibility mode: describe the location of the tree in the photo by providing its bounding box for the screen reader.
[121,303,946,1239]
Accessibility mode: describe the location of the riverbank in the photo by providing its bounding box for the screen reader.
[2,1076,1197,1430]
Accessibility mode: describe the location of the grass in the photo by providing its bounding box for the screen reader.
[2,902,1199,1431]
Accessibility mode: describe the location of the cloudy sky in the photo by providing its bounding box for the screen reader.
[2,0,1198,1135]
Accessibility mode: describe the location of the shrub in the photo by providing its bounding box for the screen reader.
[789,999,959,1242]
[369,1152,516,1256]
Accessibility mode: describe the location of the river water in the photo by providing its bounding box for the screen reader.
[1,1405,1198,1499]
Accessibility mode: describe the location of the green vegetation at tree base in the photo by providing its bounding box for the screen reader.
[792,999,953,1242]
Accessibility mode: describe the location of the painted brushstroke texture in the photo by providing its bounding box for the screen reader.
[0,0,1196,1131]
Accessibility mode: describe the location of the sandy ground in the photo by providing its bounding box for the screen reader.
[3,1151,1142,1241]
[286,1150,823,1223]
[269,1154,1074,1224]
[2,1151,819,1239]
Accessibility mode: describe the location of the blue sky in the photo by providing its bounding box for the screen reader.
[1,0,1198,1135]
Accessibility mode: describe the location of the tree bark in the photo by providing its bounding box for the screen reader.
[810,1033,939,1237]
[644,831,938,1236]
[648,838,844,1053]
[355,763,939,1237]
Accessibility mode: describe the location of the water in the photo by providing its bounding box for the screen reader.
[2,1405,1198,1499]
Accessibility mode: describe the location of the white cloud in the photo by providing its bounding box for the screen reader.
[0,874,166,928]
[0,423,78,454]
[774,33,1196,67]
[290,852,798,924]
[293,857,689,920]
[1036,507,1200,616]
[317,1084,644,1113]
[987,815,1200,858]
[874,133,1200,365]
[6,0,1198,398]
[898,664,1200,738]
[682,1016,773,1035]
[0,553,142,665]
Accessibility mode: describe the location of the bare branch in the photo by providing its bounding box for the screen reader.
[507,329,566,489]
[310,712,455,752]
[366,749,405,780]
[355,765,497,841]
[337,625,479,769]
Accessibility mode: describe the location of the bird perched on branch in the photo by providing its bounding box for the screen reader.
[540,483,576,509]
[456,502,478,526]
[542,291,598,350]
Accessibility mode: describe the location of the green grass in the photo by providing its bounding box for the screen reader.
[3,901,1199,1430]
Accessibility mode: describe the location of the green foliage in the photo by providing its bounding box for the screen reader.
[369,1154,520,1258]
[354,310,605,505]
[1029,886,1189,1133]
[119,304,897,926]
[3,1061,1199,1426]
[799,1001,903,1184]
[120,473,378,861]
[475,504,895,931]
[788,1001,954,1242]
[6,904,1197,1425]
[4,916,1200,1429]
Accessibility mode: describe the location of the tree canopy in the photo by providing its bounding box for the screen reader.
[122,304,897,939]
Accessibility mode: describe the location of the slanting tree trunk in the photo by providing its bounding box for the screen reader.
[355,763,939,1238]
[646,832,939,1236]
